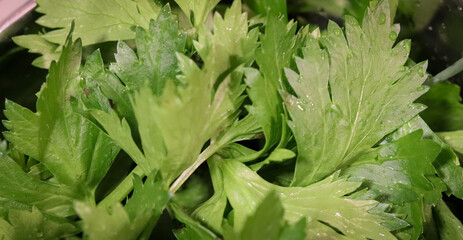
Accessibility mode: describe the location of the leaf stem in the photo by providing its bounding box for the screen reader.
[99,143,221,207]
[169,143,221,194]
[98,165,144,208]
[431,57,463,84]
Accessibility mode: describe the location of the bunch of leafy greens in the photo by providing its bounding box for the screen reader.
[1,0,463,239]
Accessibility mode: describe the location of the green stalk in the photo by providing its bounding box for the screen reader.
[99,143,222,206]
[169,143,221,194]
[431,57,463,84]
[98,165,144,208]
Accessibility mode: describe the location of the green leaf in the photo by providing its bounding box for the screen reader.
[243,0,287,19]
[215,115,262,147]
[0,155,75,217]
[433,146,463,199]
[173,175,210,210]
[244,68,283,155]
[343,131,443,205]
[0,140,7,154]
[0,207,77,240]
[385,116,463,198]
[195,0,259,73]
[12,35,60,69]
[220,160,395,240]
[89,110,149,172]
[3,35,119,190]
[16,0,162,69]
[342,131,446,239]
[193,157,228,234]
[278,218,307,240]
[347,0,399,22]
[130,2,257,186]
[124,173,170,222]
[392,200,424,240]
[418,81,463,132]
[285,1,428,186]
[240,15,305,164]
[250,148,295,171]
[75,202,144,240]
[82,5,186,126]
[171,203,218,240]
[174,0,220,26]
[422,204,439,240]
[0,142,27,171]
[75,172,169,240]
[289,0,349,18]
[79,50,113,114]
[35,0,160,46]
[223,192,306,240]
[110,5,186,96]
[433,200,463,240]
[217,143,258,160]
[89,3,256,202]
[437,130,463,155]
[81,50,135,125]
[131,67,236,185]
[256,14,305,90]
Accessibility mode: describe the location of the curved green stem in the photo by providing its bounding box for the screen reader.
[98,166,144,208]
[99,143,223,206]
[169,143,221,194]
[431,57,463,84]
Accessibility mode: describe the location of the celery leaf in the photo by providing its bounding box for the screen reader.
[75,172,169,240]
[0,207,77,240]
[220,160,395,239]
[223,192,307,240]
[285,1,429,186]
[174,0,220,26]
[35,0,160,46]
[3,34,119,191]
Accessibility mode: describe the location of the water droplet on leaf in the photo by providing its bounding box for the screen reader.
[378,12,387,25]
[389,31,397,41]
[417,69,425,77]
